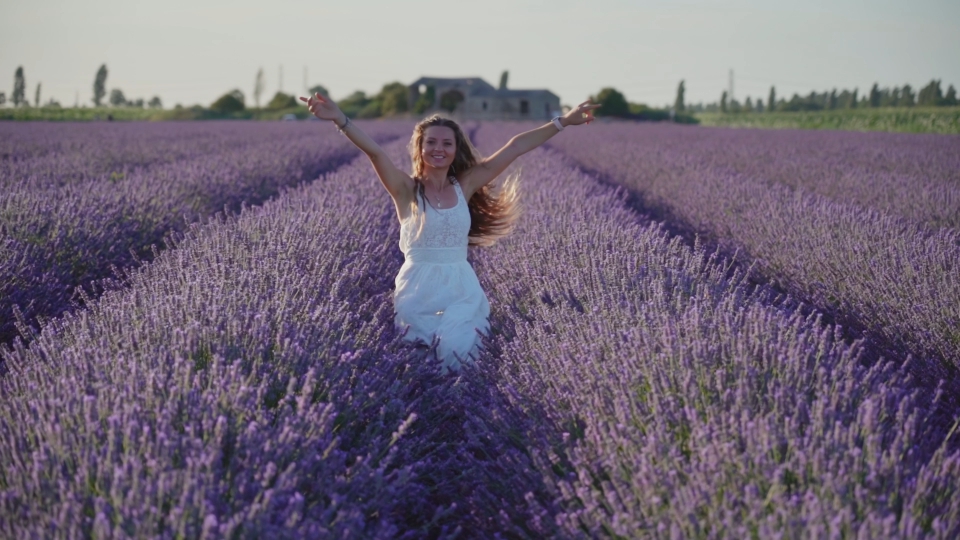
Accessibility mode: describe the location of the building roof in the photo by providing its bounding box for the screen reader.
[473,87,560,101]
[409,77,496,95]
[409,76,558,101]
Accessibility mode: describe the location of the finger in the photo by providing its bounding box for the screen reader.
[299,96,309,103]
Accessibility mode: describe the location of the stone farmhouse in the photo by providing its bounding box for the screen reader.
[408,76,561,121]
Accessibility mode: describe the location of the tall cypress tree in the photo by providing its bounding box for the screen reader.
[498,70,509,90]
[253,68,264,108]
[869,83,881,107]
[35,82,41,107]
[901,84,915,107]
[944,85,958,106]
[674,80,686,112]
[720,90,728,113]
[767,86,776,113]
[917,80,942,106]
[93,64,108,107]
[12,66,25,107]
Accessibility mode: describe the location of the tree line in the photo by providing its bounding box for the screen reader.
[706,80,958,114]
[2,65,162,109]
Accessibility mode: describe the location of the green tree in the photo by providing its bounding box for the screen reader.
[413,85,435,114]
[499,70,509,90]
[307,84,329,98]
[210,89,245,113]
[885,87,900,108]
[756,97,764,113]
[590,87,630,117]
[338,91,371,118]
[109,88,126,107]
[379,82,409,116]
[34,82,41,107]
[439,89,464,113]
[828,89,838,109]
[253,68,265,108]
[944,85,958,106]
[850,88,858,109]
[0,92,5,106]
[266,91,296,109]
[917,80,943,106]
[12,66,25,107]
[744,96,753,112]
[869,83,881,107]
[673,80,685,112]
[720,90,728,113]
[148,96,162,109]
[900,84,915,107]
[93,64,107,107]
[357,100,382,118]
[767,86,775,113]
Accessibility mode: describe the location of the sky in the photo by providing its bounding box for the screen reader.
[2,0,958,109]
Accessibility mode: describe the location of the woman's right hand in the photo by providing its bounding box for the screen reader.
[299,92,345,124]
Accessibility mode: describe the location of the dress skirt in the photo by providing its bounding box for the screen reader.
[393,246,490,371]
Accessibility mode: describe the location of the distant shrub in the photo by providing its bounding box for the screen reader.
[379,82,409,116]
[211,90,245,113]
[590,87,630,117]
[438,89,464,113]
[338,91,370,118]
[267,92,297,110]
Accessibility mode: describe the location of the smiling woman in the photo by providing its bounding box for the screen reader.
[300,91,599,372]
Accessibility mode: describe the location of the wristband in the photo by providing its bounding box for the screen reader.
[551,116,565,131]
[336,116,350,133]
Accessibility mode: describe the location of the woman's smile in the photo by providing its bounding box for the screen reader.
[422,125,456,170]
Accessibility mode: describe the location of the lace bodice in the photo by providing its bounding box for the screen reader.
[399,179,471,252]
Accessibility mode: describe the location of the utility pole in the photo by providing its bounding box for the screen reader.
[729,69,734,102]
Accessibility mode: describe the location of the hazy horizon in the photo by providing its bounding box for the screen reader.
[2,0,958,110]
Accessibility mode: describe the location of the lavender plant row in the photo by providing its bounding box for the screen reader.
[0,121,411,346]
[469,126,960,537]
[0,122,287,189]
[545,123,960,371]
[0,140,571,538]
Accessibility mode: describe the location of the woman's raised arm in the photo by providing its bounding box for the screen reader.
[300,93,413,202]
[459,100,599,197]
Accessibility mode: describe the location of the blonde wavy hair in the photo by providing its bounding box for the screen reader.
[408,115,520,247]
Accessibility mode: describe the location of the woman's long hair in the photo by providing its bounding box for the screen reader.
[408,115,520,247]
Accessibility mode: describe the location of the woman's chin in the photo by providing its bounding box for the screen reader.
[424,163,450,172]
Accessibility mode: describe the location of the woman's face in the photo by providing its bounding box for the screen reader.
[421,125,456,172]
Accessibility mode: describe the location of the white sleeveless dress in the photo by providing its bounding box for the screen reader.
[394,178,490,371]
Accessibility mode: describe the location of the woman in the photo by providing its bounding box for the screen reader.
[300,92,599,372]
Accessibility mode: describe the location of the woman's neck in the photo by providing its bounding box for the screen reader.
[421,166,450,190]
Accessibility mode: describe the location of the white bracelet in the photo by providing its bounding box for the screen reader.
[551,116,565,131]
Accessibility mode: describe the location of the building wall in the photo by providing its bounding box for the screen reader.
[460,95,561,121]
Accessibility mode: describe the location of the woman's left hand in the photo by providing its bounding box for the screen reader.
[563,100,601,126]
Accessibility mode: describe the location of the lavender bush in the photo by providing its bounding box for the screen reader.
[545,123,960,371]
[469,125,960,537]
[0,121,410,345]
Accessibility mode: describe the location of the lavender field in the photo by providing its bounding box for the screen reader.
[1,122,958,538]
[0,121,410,345]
